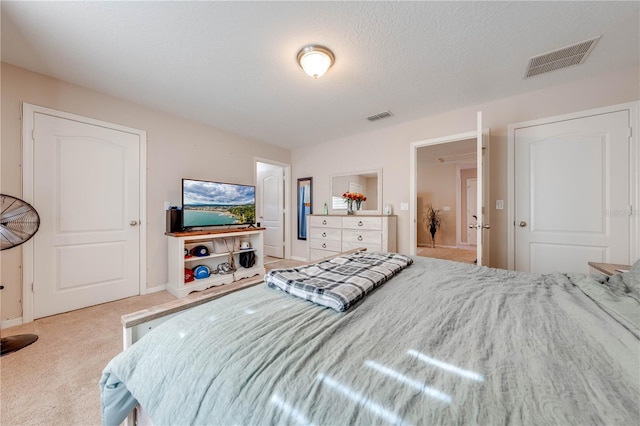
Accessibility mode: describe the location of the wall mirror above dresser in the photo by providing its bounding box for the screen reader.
[330,169,382,214]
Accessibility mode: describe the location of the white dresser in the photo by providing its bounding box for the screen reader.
[307,215,397,261]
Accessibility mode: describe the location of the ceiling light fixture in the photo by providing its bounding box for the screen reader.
[297,45,335,79]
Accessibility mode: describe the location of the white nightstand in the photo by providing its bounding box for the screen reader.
[588,262,630,278]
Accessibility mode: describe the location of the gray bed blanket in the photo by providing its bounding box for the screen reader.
[100,257,639,426]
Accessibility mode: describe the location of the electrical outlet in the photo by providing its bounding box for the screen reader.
[400,203,409,211]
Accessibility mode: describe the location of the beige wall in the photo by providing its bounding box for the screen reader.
[2,62,639,322]
[291,66,640,265]
[1,63,290,322]
[417,163,457,247]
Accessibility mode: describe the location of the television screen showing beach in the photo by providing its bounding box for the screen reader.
[182,180,255,227]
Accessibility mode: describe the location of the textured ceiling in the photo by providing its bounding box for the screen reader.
[2,1,638,149]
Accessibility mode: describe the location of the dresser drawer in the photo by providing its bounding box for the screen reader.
[342,216,382,230]
[307,214,397,261]
[310,239,342,252]
[342,229,381,245]
[309,215,342,228]
[309,227,341,241]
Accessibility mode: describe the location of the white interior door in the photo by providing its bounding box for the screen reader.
[466,178,478,245]
[32,112,142,319]
[514,110,630,273]
[257,162,284,258]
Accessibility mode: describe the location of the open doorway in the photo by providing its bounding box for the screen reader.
[416,140,477,264]
[409,122,490,266]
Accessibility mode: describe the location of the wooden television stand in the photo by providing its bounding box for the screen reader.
[166,227,266,298]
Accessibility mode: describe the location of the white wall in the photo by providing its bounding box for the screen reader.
[291,66,640,266]
[1,63,290,323]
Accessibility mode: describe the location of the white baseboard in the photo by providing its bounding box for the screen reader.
[291,256,308,262]
[145,284,167,294]
[1,316,24,330]
[418,244,469,250]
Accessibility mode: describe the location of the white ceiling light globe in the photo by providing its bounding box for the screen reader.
[297,45,335,79]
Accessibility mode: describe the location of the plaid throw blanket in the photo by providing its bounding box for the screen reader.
[265,251,413,312]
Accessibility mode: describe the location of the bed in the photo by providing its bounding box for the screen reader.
[100,252,640,426]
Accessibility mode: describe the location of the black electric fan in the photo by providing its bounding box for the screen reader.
[1,194,41,356]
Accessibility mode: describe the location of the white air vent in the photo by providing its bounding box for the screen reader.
[524,36,601,78]
[367,111,393,122]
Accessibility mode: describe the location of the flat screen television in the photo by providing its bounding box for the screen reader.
[182,179,256,229]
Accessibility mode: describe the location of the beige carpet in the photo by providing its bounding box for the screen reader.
[416,246,477,264]
[0,259,304,426]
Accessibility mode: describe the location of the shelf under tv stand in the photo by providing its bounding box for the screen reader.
[167,228,266,298]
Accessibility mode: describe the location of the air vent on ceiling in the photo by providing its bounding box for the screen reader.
[524,36,601,78]
[367,111,393,122]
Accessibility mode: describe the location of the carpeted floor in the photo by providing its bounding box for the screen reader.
[0,258,304,426]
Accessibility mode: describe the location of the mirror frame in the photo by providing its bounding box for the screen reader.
[297,177,312,240]
[330,169,382,215]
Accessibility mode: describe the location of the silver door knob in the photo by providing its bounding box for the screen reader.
[483,224,491,229]
[468,224,477,229]
[519,221,527,227]
[130,220,139,226]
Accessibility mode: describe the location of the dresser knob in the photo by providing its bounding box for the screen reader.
[358,221,363,226]
[322,232,326,237]
[357,235,363,241]
[322,243,327,248]
[322,220,327,225]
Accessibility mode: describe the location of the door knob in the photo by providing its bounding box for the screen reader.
[468,224,477,229]
[519,221,527,227]
[130,220,139,226]
[482,224,491,229]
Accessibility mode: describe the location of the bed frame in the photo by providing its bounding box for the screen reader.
[121,275,265,349]
[118,249,364,425]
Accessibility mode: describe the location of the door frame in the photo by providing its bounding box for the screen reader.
[21,103,147,324]
[254,157,291,259]
[507,101,639,270]
[409,128,490,263]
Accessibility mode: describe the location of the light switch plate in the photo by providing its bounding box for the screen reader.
[400,202,409,211]
[496,200,504,210]
[443,206,451,211]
